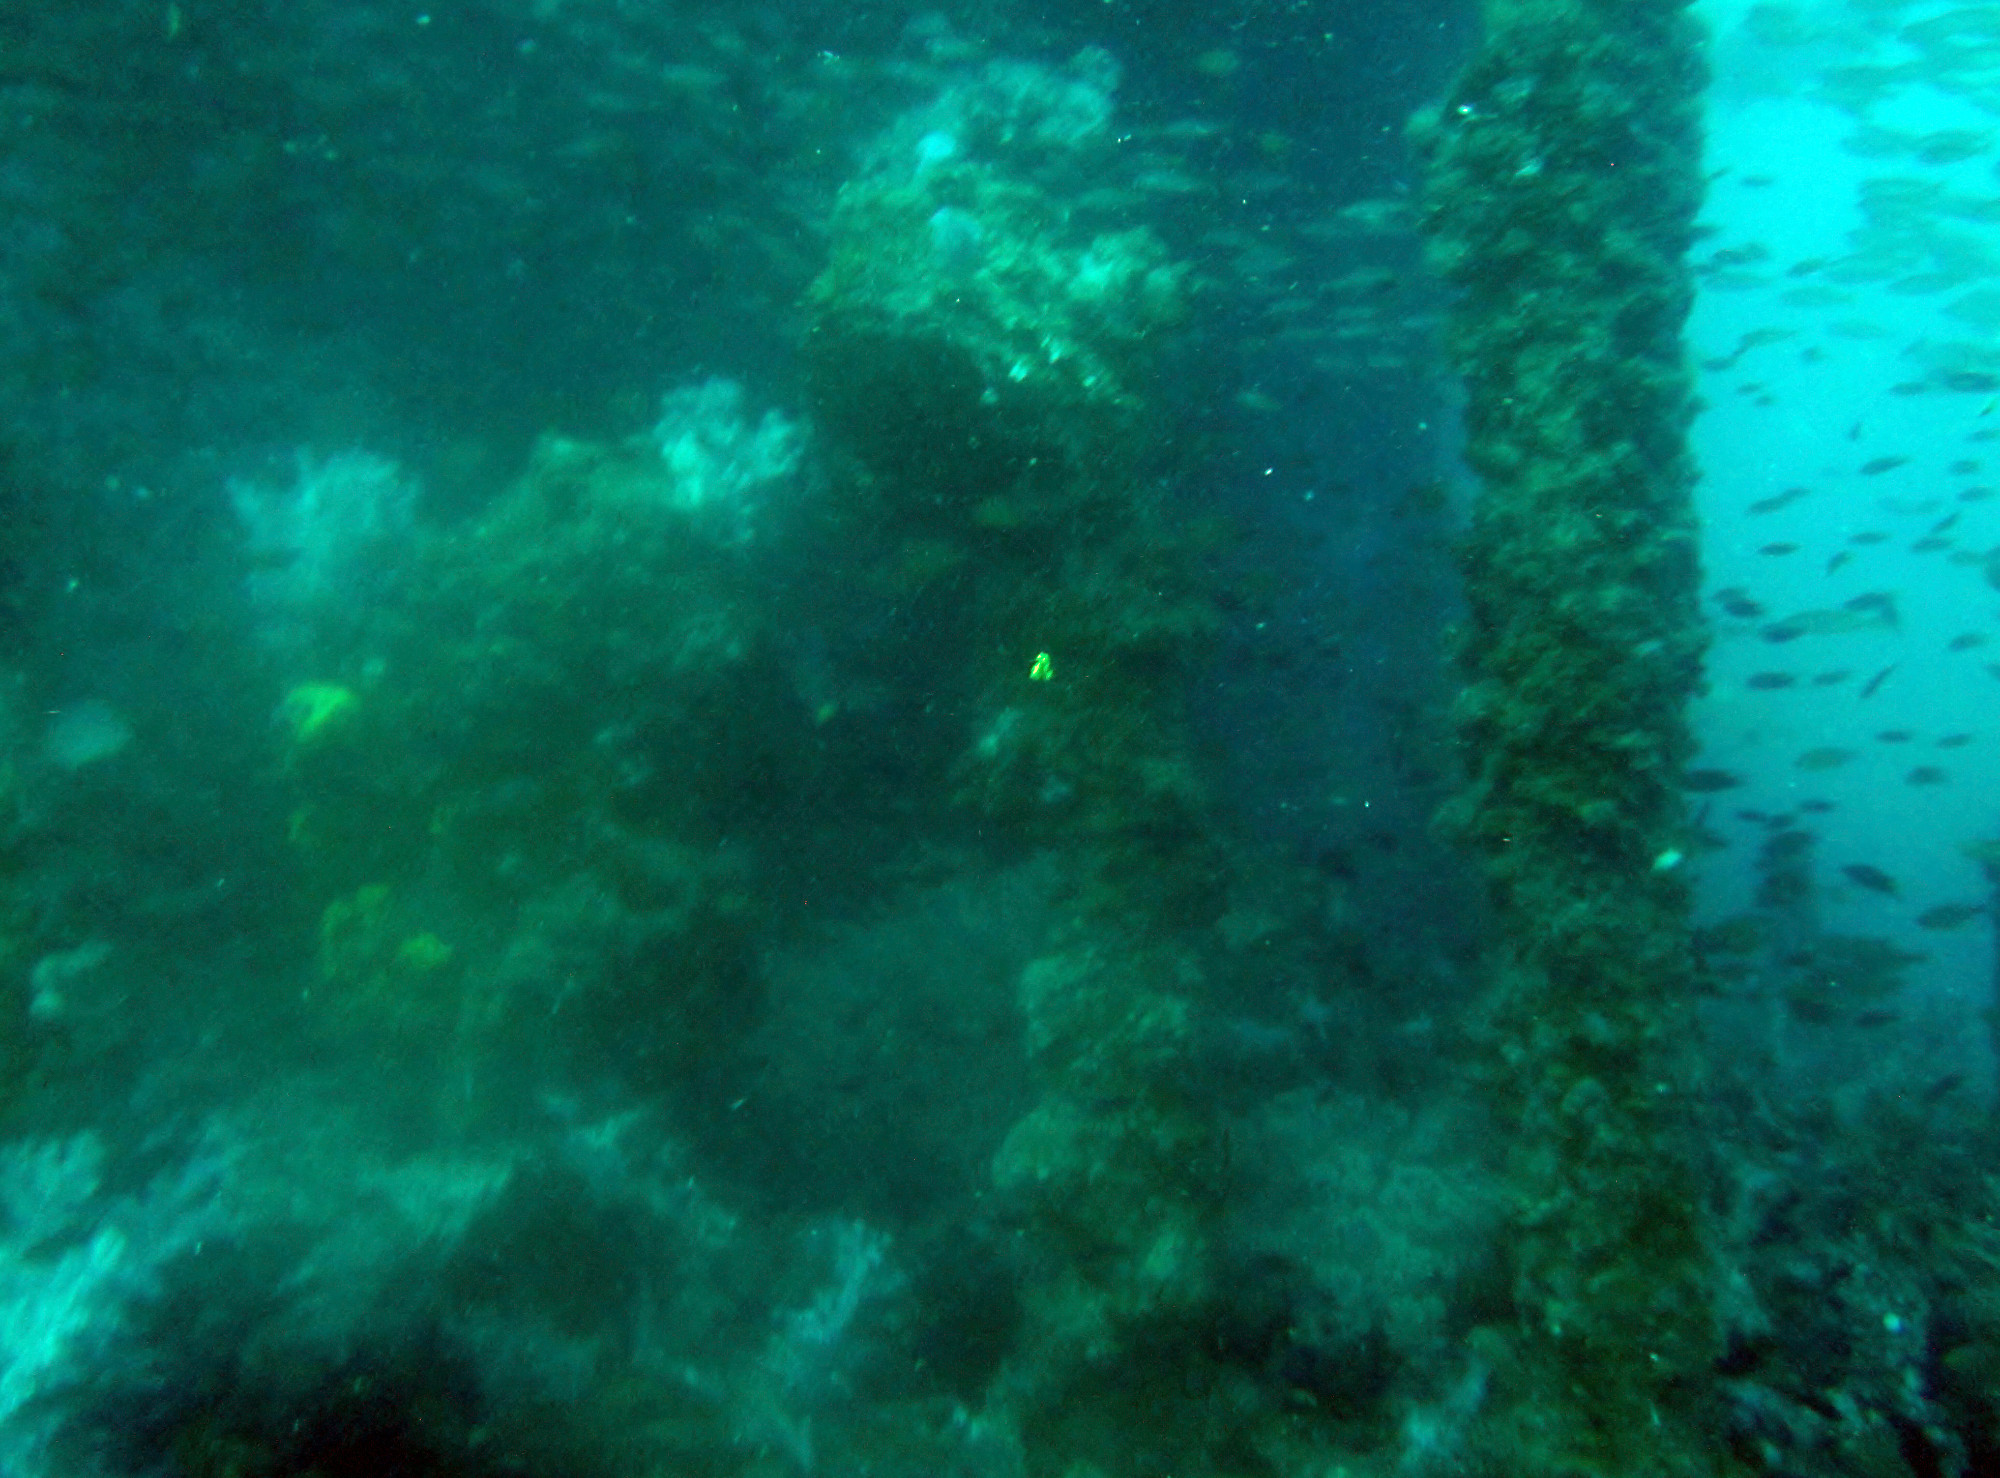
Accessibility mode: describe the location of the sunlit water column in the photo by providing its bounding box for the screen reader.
[1412,0,1732,1471]
[1690,0,2000,1102]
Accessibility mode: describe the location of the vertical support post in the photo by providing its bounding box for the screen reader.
[1412,1,1731,1472]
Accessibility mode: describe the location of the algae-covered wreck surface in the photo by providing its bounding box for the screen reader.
[0,2,1996,1477]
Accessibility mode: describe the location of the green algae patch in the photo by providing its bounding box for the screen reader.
[277,682,358,746]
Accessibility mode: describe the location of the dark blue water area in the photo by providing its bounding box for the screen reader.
[1188,342,1478,968]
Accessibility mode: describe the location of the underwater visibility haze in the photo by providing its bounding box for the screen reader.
[4,0,2000,1474]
